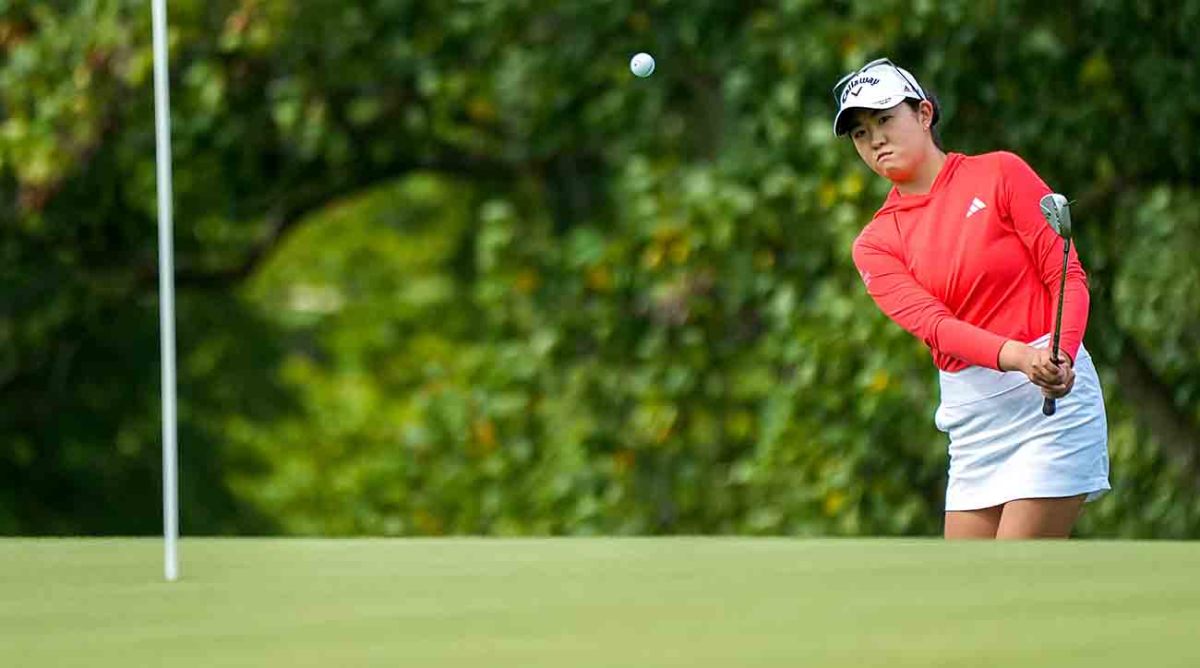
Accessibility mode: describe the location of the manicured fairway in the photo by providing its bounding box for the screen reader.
[2,538,1197,667]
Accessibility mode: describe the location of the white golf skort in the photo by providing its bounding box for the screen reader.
[935,333,1111,511]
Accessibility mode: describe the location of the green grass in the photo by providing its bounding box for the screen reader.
[2,538,1198,667]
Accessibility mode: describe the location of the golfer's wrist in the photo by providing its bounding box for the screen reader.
[998,340,1034,373]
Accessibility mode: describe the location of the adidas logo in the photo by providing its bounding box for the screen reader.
[966,197,987,218]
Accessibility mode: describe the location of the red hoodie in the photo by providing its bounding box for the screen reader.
[851,151,1089,373]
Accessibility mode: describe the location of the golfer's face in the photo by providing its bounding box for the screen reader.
[849,104,928,182]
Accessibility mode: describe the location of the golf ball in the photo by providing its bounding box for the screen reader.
[630,52,655,78]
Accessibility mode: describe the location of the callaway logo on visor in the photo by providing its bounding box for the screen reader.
[840,76,881,103]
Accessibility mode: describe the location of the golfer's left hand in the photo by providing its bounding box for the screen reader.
[1039,356,1075,399]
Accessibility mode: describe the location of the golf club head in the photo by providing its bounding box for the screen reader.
[1040,193,1072,238]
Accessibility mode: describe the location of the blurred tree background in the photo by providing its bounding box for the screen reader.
[2,0,1198,537]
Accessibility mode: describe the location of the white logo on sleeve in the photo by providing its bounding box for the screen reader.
[966,197,987,218]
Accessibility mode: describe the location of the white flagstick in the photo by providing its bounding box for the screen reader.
[151,0,179,582]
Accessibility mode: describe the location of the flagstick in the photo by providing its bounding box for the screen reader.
[151,0,179,582]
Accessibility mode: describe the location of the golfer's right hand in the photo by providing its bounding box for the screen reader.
[1023,347,1074,394]
[1022,345,1060,383]
[999,340,1073,391]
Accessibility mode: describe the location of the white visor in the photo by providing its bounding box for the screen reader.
[833,62,928,136]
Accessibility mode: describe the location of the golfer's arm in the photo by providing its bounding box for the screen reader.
[1000,152,1091,363]
[853,238,1008,370]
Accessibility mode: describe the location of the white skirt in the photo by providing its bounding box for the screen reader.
[935,333,1111,511]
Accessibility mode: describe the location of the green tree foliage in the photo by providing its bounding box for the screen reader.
[2,0,1198,536]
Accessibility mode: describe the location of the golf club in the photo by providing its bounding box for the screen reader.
[1039,193,1073,417]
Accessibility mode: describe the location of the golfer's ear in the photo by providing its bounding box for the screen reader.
[920,100,935,127]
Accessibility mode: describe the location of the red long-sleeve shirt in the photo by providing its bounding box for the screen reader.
[851,151,1089,372]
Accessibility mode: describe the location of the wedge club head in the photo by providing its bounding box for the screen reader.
[1040,193,1072,239]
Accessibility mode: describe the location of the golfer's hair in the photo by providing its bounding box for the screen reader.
[904,91,944,151]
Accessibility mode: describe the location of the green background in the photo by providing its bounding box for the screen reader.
[2,1,1199,537]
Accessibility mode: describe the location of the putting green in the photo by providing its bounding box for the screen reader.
[2,538,1197,666]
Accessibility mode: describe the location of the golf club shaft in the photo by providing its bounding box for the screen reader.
[1042,238,1072,416]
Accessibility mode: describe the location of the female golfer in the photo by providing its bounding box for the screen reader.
[833,58,1110,539]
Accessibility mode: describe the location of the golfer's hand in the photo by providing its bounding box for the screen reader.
[1028,349,1075,399]
[999,341,1075,398]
